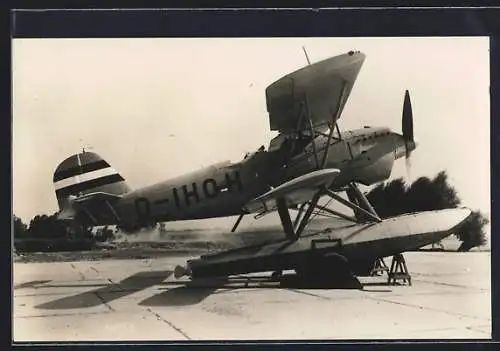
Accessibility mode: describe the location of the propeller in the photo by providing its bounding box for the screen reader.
[401,89,415,180]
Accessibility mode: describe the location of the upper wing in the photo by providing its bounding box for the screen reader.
[243,168,340,213]
[265,51,365,135]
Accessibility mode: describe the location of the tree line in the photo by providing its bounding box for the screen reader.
[365,171,488,251]
[13,213,114,252]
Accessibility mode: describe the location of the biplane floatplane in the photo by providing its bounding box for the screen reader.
[53,50,471,288]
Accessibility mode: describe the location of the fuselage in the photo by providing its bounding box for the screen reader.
[109,126,415,230]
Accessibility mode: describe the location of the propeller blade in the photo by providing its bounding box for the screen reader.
[402,89,414,143]
[402,89,414,159]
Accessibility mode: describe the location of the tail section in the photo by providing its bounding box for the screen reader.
[53,151,131,223]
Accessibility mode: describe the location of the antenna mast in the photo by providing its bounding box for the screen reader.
[302,46,311,65]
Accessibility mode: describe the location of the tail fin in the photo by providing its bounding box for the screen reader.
[53,151,131,213]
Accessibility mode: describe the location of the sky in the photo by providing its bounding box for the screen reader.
[12,37,490,233]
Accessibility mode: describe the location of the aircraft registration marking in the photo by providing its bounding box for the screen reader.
[134,171,244,221]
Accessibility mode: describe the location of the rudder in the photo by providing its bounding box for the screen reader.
[53,151,131,212]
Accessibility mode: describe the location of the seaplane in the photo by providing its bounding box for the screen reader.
[53,50,472,288]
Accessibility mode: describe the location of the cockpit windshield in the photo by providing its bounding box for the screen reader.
[243,145,266,160]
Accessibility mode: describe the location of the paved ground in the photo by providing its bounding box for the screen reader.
[13,251,491,341]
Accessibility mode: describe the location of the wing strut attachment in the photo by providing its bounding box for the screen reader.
[295,192,323,237]
[304,95,320,169]
[293,202,309,231]
[347,182,379,219]
[231,213,245,233]
[324,189,381,223]
[312,203,358,223]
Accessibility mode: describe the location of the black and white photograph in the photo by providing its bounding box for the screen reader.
[13,35,491,341]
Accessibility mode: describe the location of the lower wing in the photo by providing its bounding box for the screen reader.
[243,168,340,214]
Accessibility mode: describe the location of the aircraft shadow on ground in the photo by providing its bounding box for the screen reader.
[138,274,393,307]
[34,270,173,310]
[14,280,52,289]
[31,270,392,310]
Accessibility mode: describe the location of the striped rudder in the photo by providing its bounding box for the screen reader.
[53,151,131,210]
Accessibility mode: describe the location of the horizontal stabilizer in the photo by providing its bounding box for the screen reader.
[71,191,123,204]
[56,192,123,223]
[243,168,341,213]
